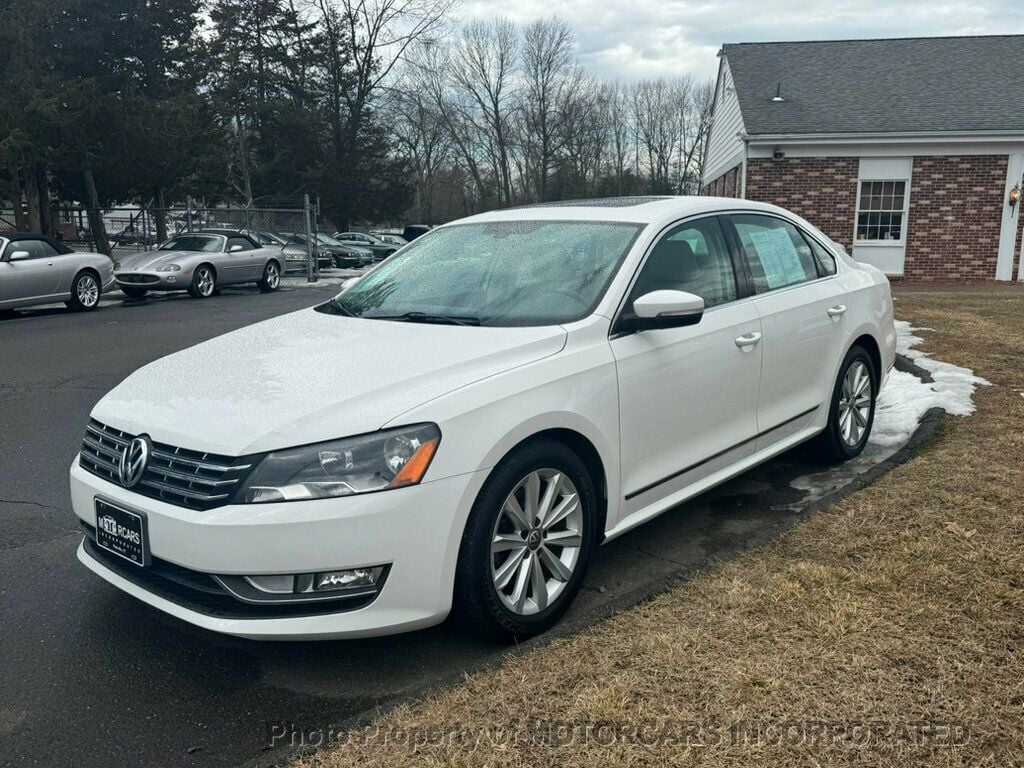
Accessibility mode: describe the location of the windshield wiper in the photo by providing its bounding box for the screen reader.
[371,311,481,326]
[318,297,359,317]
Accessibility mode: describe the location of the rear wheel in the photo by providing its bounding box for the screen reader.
[66,271,100,311]
[188,264,216,298]
[808,345,877,463]
[120,286,148,299]
[257,261,280,293]
[453,439,598,642]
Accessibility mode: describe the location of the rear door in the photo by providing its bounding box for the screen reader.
[611,215,763,518]
[725,213,848,450]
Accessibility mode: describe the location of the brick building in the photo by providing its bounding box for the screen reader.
[701,36,1024,281]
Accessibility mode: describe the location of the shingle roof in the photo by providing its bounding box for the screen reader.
[723,35,1024,136]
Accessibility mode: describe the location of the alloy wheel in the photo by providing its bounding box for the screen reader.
[197,267,214,296]
[490,469,583,616]
[838,360,872,447]
[77,275,99,307]
[266,263,280,289]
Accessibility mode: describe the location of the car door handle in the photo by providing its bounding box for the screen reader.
[827,304,847,318]
[734,331,762,348]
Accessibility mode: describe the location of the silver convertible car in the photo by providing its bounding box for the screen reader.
[0,233,114,312]
[114,231,282,299]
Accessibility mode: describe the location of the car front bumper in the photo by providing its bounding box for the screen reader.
[115,271,187,291]
[70,457,487,640]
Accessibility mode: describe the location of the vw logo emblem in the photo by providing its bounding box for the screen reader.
[118,436,150,488]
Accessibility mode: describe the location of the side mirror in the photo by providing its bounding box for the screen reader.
[8,250,31,262]
[628,290,704,330]
[228,244,244,253]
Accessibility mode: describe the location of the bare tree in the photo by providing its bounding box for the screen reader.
[519,17,576,201]
[449,18,519,207]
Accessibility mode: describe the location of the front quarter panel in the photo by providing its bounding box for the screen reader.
[385,316,624,532]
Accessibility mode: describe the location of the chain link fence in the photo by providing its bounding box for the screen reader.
[1,195,325,280]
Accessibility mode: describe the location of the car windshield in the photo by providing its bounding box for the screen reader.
[159,235,223,252]
[316,234,345,246]
[328,220,643,327]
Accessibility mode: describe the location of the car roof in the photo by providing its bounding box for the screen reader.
[196,229,244,237]
[455,196,794,226]
[1,232,74,253]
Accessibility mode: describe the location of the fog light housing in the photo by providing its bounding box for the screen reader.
[314,566,384,592]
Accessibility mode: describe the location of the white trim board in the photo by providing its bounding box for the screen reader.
[1002,153,1024,281]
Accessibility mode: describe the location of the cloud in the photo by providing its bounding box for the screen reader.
[458,0,1024,81]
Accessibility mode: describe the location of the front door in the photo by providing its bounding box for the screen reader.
[0,238,63,303]
[611,215,762,519]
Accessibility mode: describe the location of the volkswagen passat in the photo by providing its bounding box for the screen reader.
[72,197,895,641]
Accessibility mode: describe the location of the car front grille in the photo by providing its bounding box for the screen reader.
[117,274,160,284]
[79,419,255,510]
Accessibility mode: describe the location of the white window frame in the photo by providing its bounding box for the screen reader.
[854,178,911,247]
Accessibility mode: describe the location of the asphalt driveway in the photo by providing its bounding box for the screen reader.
[0,284,928,768]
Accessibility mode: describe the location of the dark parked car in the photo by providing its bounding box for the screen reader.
[280,232,371,269]
[332,231,399,261]
[402,225,432,242]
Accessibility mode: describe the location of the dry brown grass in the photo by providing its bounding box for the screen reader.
[297,287,1024,768]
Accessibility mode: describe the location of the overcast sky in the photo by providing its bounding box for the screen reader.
[459,0,1024,82]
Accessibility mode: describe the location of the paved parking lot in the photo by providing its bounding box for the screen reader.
[0,285,912,768]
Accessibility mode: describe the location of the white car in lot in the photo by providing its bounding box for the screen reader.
[71,196,895,641]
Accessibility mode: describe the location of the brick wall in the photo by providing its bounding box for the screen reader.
[903,155,1008,281]
[744,157,859,252]
[701,164,741,198]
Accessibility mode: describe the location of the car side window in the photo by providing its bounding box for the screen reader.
[629,217,737,309]
[226,237,253,252]
[731,214,819,293]
[803,234,837,276]
[9,239,58,259]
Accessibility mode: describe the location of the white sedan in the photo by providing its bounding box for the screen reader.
[70,197,895,641]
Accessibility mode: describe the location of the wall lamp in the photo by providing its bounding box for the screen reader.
[1010,182,1022,210]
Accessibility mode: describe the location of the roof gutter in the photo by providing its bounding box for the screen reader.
[745,130,1024,145]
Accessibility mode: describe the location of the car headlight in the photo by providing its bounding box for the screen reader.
[236,424,441,503]
[156,264,181,272]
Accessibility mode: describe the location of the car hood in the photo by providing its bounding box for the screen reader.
[118,250,202,270]
[92,308,567,456]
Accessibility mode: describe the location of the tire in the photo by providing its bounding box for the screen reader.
[257,260,280,293]
[66,271,101,311]
[807,345,878,463]
[453,438,598,642]
[187,264,216,298]
[120,286,148,299]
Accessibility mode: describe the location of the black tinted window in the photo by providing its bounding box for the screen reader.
[731,214,819,293]
[629,217,737,308]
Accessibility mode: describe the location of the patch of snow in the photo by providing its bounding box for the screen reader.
[791,321,989,500]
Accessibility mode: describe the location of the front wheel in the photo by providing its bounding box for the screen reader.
[257,261,280,293]
[453,439,598,642]
[187,264,216,298]
[66,271,100,311]
[808,345,877,463]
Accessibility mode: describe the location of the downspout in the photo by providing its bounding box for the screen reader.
[740,133,749,199]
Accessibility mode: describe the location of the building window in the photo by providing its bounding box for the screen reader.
[856,180,907,242]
